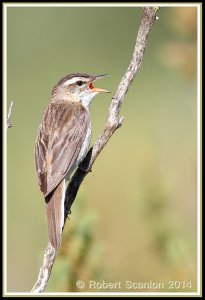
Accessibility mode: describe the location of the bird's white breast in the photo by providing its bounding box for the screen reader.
[65,120,92,181]
[76,120,92,166]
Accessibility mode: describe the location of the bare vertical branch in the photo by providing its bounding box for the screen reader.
[31,244,56,293]
[31,7,159,293]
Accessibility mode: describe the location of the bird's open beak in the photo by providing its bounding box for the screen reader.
[88,74,110,93]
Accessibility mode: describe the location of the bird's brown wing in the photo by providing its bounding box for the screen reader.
[35,100,89,196]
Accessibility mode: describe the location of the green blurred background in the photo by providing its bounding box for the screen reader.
[7,6,198,293]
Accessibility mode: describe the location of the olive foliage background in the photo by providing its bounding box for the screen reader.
[7,6,198,292]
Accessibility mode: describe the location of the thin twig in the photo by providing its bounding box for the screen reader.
[7,101,14,129]
[31,7,159,293]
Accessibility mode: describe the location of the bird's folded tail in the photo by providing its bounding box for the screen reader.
[45,180,66,249]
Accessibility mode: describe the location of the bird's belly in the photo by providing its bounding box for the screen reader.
[65,122,92,181]
[76,121,92,166]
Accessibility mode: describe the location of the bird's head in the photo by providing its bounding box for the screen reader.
[52,73,110,108]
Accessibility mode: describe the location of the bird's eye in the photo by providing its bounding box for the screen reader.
[76,81,83,86]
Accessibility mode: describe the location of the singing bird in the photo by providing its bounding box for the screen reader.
[35,73,109,249]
